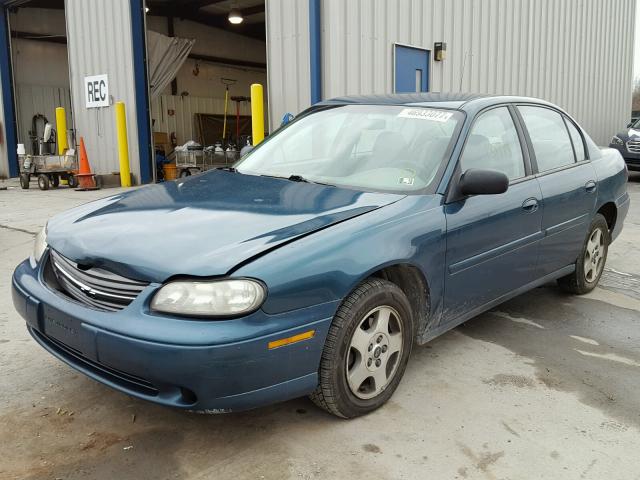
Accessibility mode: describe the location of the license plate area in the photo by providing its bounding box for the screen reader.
[41,305,92,355]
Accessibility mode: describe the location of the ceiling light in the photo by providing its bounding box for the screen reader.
[228,8,243,24]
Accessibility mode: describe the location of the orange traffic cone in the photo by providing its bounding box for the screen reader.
[75,137,99,191]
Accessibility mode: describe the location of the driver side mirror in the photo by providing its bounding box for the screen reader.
[458,168,509,196]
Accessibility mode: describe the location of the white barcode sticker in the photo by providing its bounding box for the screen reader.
[398,108,454,122]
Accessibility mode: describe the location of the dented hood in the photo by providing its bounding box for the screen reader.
[46,170,403,282]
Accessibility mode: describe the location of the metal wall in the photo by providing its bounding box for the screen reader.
[267,0,636,145]
[265,0,311,129]
[65,0,141,179]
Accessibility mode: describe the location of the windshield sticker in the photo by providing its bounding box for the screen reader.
[398,108,453,122]
[399,177,415,185]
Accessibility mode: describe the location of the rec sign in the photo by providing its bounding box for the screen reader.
[85,74,109,108]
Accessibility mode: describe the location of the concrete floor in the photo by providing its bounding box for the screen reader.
[1,174,640,480]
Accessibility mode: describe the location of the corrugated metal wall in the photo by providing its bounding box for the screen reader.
[16,85,72,154]
[65,0,140,178]
[151,94,253,145]
[265,0,311,129]
[268,0,635,145]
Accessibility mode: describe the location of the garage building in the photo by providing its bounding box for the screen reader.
[0,0,635,184]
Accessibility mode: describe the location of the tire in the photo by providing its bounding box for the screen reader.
[310,278,414,418]
[19,173,30,189]
[51,175,60,188]
[67,175,78,188]
[558,213,610,295]
[37,174,50,191]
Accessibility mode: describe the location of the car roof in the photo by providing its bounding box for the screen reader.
[318,92,556,113]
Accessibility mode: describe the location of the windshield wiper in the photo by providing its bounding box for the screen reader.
[258,173,334,187]
[216,166,237,172]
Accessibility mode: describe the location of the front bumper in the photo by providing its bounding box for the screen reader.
[12,255,336,412]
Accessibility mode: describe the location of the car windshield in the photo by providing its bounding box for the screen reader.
[236,104,463,193]
[632,118,640,129]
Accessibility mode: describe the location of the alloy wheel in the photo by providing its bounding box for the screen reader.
[584,227,605,283]
[345,305,403,400]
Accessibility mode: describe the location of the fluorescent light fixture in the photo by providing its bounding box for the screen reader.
[228,8,243,24]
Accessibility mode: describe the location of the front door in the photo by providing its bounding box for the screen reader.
[394,45,429,93]
[443,106,544,323]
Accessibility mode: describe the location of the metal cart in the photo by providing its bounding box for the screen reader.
[203,143,239,170]
[175,147,205,177]
[19,154,78,190]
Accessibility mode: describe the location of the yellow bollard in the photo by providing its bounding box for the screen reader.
[115,102,132,187]
[55,107,68,155]
[250,83,264,145]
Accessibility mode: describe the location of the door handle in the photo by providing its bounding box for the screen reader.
[522,198,539,213]
[585,180,597,193]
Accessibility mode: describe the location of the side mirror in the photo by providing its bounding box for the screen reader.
[459,168,509,196]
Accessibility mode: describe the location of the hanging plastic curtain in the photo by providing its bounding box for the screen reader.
[147,30,195,99]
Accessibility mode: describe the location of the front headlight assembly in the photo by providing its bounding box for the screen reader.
[31,224,48,265]
[610,136,624,146]
[151,279,266,317]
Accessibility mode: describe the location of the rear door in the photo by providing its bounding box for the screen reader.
[516,106,597,276]
[443,106,544,323]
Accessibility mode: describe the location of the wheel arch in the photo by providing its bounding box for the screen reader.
[596,202,617,235]
[359,262,431,340]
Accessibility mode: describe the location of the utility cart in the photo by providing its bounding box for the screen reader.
[19,153,78,190]
[175,146,205,177]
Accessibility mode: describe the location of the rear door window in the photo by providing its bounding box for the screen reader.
[518,106,575,172]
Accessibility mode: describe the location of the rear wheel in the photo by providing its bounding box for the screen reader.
[310,278,414,418]
[37,174,50,191]
[67,174,78,188]
[19,173,30,189]
[558,214,609,294]
[51,175,60,188]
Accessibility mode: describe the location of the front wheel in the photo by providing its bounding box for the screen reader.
[558,214,610,294]
[310,278,414,418]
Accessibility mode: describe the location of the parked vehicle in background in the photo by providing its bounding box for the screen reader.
[13,94,629,418]
[610,118,640,171]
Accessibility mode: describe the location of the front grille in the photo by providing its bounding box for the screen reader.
[48,250,149,312]
[628,140,640,154]
[30,327,159,397]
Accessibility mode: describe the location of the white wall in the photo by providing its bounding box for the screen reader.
[147,17,267,100]
[268,0,636,145]
[146,17,268,139]
[265,0,311,130]
[65,0,141,179]
[9,8,72,154]
[151,94,252,146]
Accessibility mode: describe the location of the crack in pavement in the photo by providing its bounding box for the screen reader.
[0,224,37,236]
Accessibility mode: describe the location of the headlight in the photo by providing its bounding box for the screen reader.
[151,279,266,317]
[31,224,47,265]
[610,136,624,146]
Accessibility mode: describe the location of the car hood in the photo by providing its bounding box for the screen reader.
[615,128,640,141]
[46,170,404,282]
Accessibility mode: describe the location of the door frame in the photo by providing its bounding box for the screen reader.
[392,42,431,94]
